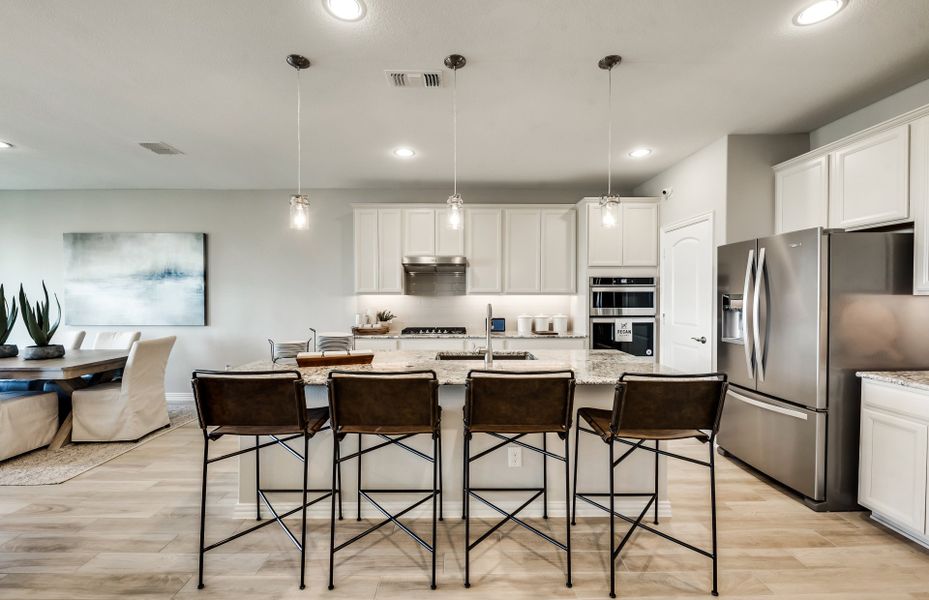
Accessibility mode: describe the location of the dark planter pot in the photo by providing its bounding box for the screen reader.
[22,344,65,360]
[0,344,18,359]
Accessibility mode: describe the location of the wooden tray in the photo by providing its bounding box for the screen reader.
[352,326,390,336]
[296,352,375,367]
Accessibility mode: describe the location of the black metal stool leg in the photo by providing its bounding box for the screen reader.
[299,434,309,590]
[571,422,580,526]
[710,438,719,597]
[653,440,660,525]
[431,433,438,590]
[564,434,572,588]
[542,433,548,519]
[356,433,363,521]
[438,432,444,521]
[464,432,471,588]
[255,435,261,521]
[337,445,343,521]
[609,439,616,599]
[328,437,338,591]
[197,435,208,590]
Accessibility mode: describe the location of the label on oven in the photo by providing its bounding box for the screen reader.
[615,321,633,342]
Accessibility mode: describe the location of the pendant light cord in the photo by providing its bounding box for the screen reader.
[607,65,613,197]
[453,66,458,196]
[296,68,302,196]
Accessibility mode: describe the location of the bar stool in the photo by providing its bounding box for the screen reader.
[571,372,728,598]
[191,370,336,590]
[326,370,442,590]
[463,369,576,588]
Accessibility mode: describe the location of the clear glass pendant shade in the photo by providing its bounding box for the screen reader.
[447,194,463,230]
[290,195,310,230]
[599,195,620,228]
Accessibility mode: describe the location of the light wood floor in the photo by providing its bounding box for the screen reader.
[1,423,929,599]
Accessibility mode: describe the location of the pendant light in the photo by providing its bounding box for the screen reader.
[287,54,311,230]
[444,54,466,231]
[598,54,622,228]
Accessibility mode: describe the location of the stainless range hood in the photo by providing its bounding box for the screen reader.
[402,256,467,295]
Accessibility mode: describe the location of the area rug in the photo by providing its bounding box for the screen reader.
[0,402,197,486]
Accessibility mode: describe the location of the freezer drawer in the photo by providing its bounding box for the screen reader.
[718,387,826,501]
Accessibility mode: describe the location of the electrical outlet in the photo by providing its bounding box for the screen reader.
[507,446,522,468]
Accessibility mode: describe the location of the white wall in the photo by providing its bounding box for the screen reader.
[811,77,929,148]
[0,187,582,392]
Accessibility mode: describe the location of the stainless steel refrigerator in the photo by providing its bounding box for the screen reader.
[716,227,929,511]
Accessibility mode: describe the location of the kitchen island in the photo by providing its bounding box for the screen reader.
[233,349,678,518]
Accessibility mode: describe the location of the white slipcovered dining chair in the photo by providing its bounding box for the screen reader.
[0,391,59,461]
[91,331,141,350]
[71,336,176,442]
[58,330,86,350]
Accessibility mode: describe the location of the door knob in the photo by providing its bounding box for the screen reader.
[691,336,707,344]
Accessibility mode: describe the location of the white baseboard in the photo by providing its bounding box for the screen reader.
[166,392,194,403]
[233,497,672,521]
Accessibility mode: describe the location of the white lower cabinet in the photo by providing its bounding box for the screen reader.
[859,379,929,544]
[398,338,468,351]
[503,337,586,351]
[353,338,399,351]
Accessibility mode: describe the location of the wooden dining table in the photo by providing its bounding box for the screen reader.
[0,349,130,450]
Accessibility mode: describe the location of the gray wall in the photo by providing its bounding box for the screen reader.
[0,187,583,392]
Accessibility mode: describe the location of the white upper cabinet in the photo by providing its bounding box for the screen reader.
[541,208,577,293]
[402,208,436,256]
[465,208,503,293]
[911,115,929,294]
[774,155,829,234]
[354,208,380,293]
[435,209,465,255]
[829,125,910,230]
[376,208,403,293]
[621,202,659,266]
[504,209,542,293]
[587,202,623,266]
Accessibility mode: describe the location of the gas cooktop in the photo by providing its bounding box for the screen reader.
[401,326,467,335]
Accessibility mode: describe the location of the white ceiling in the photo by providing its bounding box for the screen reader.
[2,0,929,191]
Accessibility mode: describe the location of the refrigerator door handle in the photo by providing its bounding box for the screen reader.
[753,247,766,382]
[728,390,808,420]
[742,248,755,379]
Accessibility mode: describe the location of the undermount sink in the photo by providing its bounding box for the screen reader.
[434,351,537,361]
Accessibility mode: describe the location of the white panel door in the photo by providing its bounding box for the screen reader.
[830,125,910,229]
[775,155,829,233]
[622,202,659,266]
[402,208,436,256]
[377,208,403,293]
[541,208,577,293]
[859,406,928,532]
[911,116,929,294]
[465,208,503,293]
[504,209,542,293]
[354,208,379,293]
[587,202,623,267]
[660,215,714,372]
[435,209,465,255]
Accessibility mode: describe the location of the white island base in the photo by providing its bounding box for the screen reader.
[236,383,670,520]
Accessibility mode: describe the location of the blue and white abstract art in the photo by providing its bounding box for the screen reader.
[64,233,206,326]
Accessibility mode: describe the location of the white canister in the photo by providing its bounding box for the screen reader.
[517,314,534,336]
[533,314,551,333]
[552,314,569,335]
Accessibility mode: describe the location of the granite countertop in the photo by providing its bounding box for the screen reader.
[354,332,587,340]
[857,371,929,393]
[236,349,669,386]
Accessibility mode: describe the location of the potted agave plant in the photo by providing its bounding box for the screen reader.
[18,281,64,360]
[0,284,18,358]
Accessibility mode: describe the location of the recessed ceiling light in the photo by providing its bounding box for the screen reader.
[628,147,652,158]
[0,141,13,149]
[793,0,847,26]
[324,0,366,21]
[393,147,416,159]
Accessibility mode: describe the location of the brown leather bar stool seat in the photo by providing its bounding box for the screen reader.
[571,372,729,599]
[463,369,576,589]
[191,370,338,590]
[326,370,442,590]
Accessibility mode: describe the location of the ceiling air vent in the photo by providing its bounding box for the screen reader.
[138,142,184,155]
[384,70,443,88]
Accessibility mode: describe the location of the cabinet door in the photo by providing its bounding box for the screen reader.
[354,208,379,293]
[504,209,541,293]
[541,208,576,293]
[353,338,399,351]
[912,116,929,294]
[402,208,436,256]
[775,155,829,233]
[587,202,623,266]
[398,338,467,351]
[621,202,658,266]
[465,208,503,293]
[830,125,910,229]
[504,337,586,351]
[377,209,403,293]
[435,209,465,255]
[859,406,928,532]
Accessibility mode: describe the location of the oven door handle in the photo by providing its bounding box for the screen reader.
[590,286,656,293]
